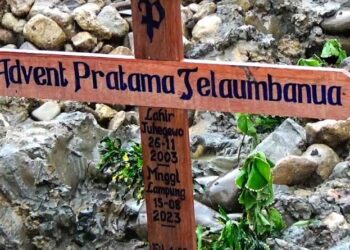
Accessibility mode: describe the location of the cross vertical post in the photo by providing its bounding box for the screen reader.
[131,0,197,249]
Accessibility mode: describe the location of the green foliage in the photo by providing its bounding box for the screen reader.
[236,114,284,147]
[298,39,347,67]
[297,55,325,67]
[321,39,347,64]
[97,137,144,200]
[237,113,259,146]
[236,152,285,237]
[197,152,285,250]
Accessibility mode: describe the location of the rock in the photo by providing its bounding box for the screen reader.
[193,2,217,21]
[273,155,318,186]
[330,162,350,179]
[110,46,133,56]
[194,200,221,229]
[0,197,30,249]
[1,12,26,33]
[341,56,350,71]
[95,104,118,121]
[323,212,349,232]
[233,0,253,11]
[19,41,38,50]
[0,112,107,202]
[2,44,17,49]
[65,43,74,52]
[209,156,238,173]
[73,3,112,40]
[23,14,67,50]
[303,144,340,180]
[31,101,61,121]
[71,32,97,52]
[97,6,129,38]
[100,44,114,54]
[206,168,241,212]
[321,8,350,34]
[188,3,200,13]
[108,111,126,131]
[278,36,303,58]
[29,0,76,38]
[0,28,15,45]
[192,14,222,43]
[8,0,35,17]
[329,237,350,250]
[255,119,306,164]
[305,119,350,149]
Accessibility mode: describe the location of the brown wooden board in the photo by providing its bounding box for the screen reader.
[0,49,349,120]
[131,0,197,249]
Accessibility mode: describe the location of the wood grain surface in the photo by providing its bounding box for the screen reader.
[131,0,197,249]
[0,49,349,119]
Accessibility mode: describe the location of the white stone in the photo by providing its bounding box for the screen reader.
[192,15,222,43]
[31,101,61,121]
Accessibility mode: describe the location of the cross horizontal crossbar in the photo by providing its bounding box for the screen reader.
[1,49,349,119]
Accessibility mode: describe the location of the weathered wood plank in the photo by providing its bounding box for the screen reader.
[0,49,349,119]
[131,0,197,249]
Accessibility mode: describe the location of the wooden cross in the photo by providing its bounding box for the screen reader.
[1,0,350,249]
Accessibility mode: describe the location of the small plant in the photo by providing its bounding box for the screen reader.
[237,113,259,147]
[298,39,347,67]
[236,114,284,165]
[97,137,144,200]
[236,152,285,237]
[197,152,285,250]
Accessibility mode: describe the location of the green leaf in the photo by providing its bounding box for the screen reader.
[268,208,286,231]
[321,39,347,64]
[239,190,257,209]
[235,168,247,188]
[297,57,323,67]
[246,164,268,191]
[292,219,312,227]
[255,157,272,183]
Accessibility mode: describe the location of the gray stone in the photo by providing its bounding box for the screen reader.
[341,57,350,71]
[0,197,30,249]
[206,168,241,212]
[97,6,129,38]
[23,14,67,50]
[31,101,61,121]
[330,162,350,179]
[303,144,340,180]
[305,119,350,149]
[71,32,97,52]
[19,41,38,50]
[322,8,350,34]
[255,119,306,164]
[0,112,107,202]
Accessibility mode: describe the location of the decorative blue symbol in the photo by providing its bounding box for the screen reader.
[138,0,165,43]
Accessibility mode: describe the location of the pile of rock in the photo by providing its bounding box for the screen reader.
[0,0,132,54]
